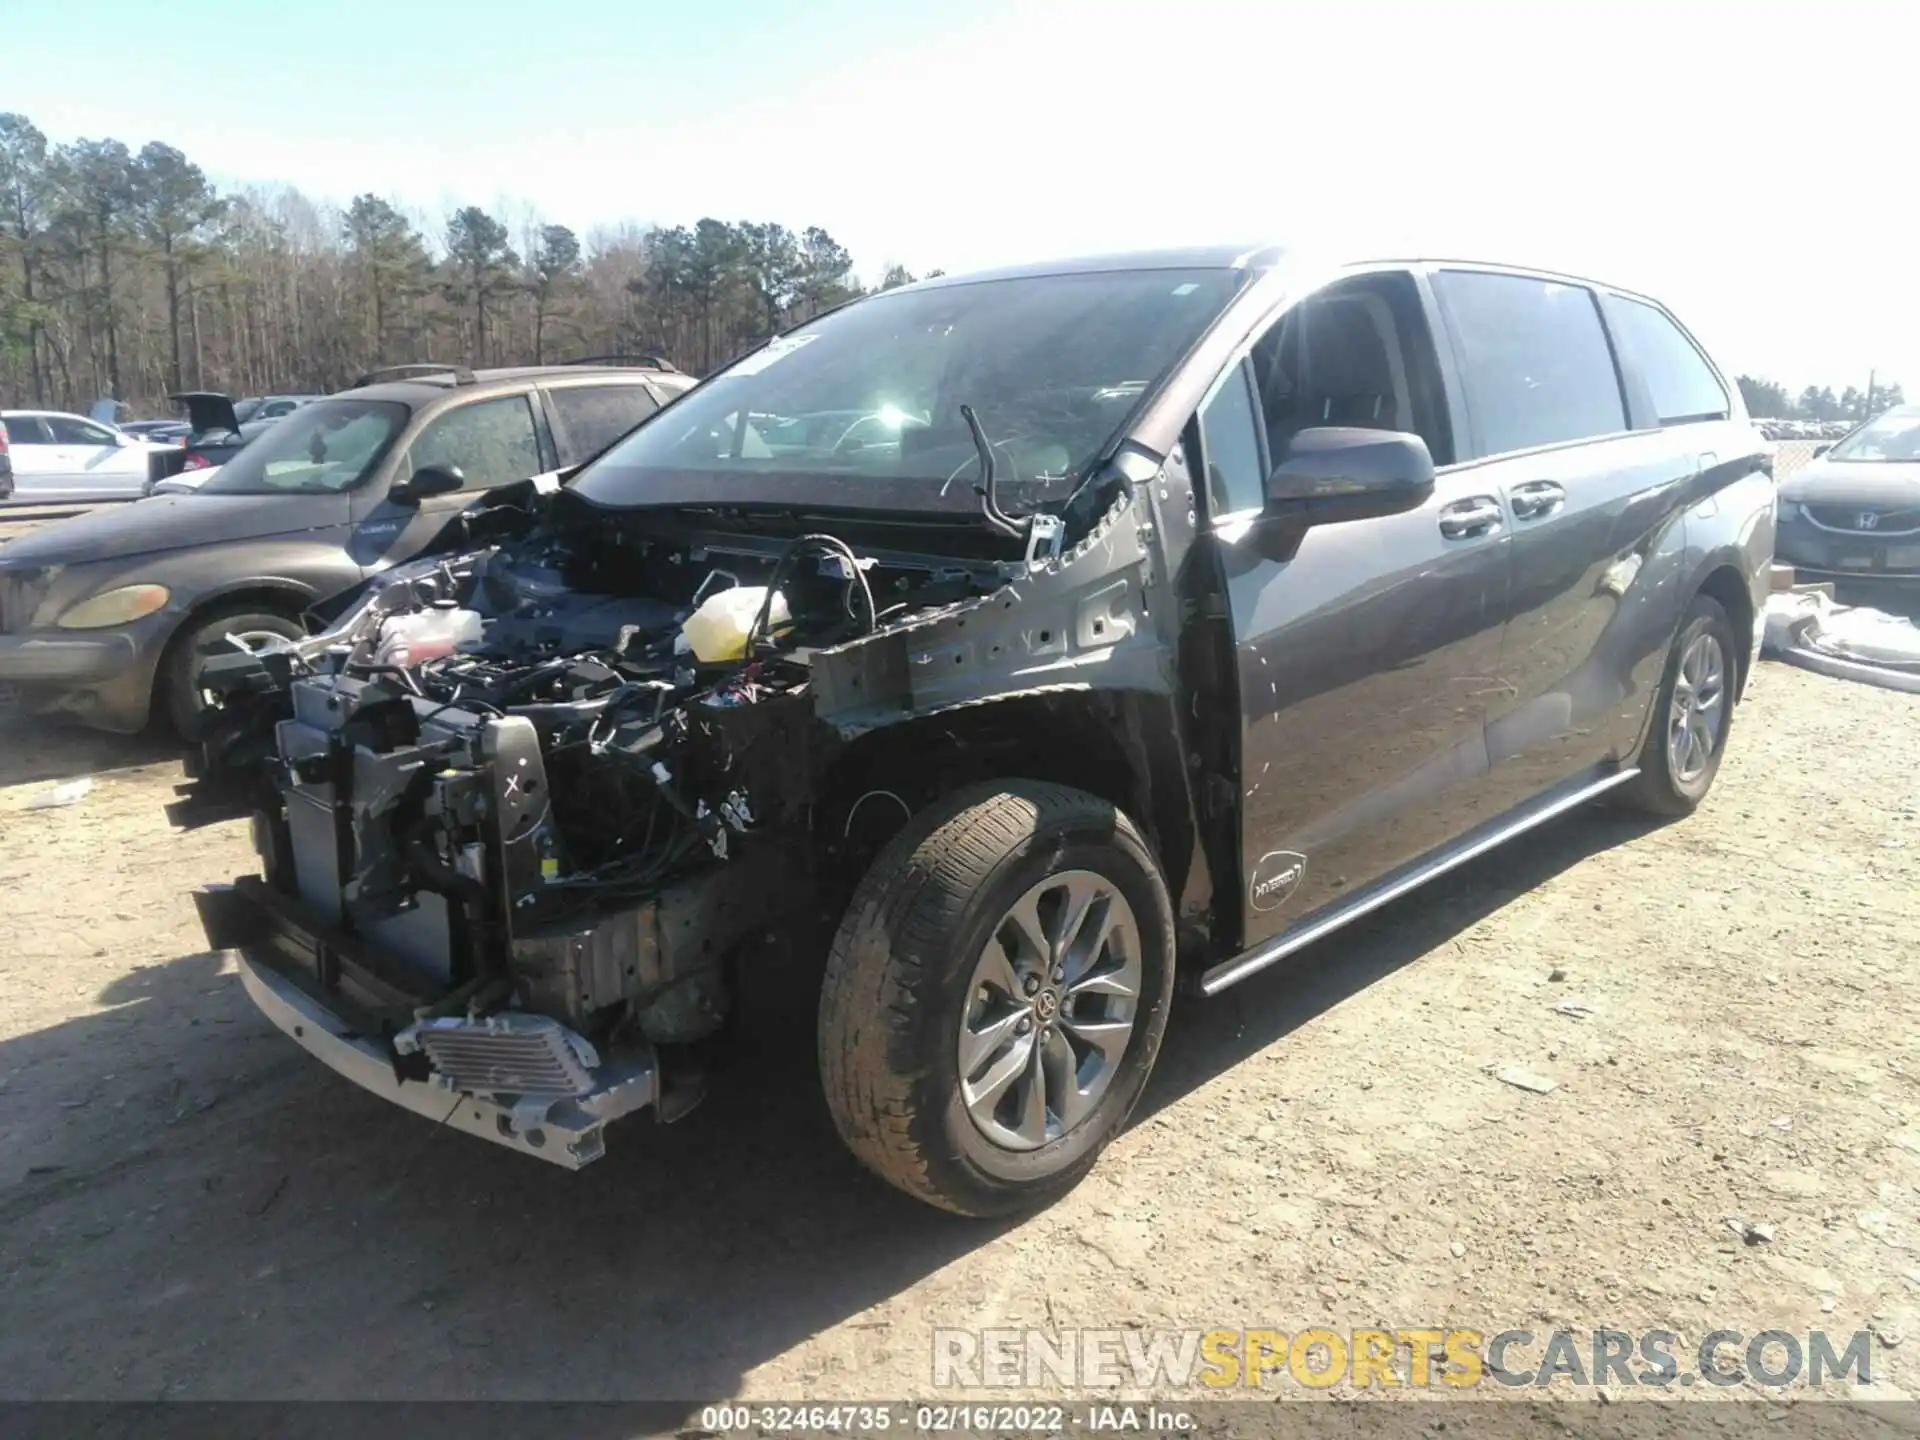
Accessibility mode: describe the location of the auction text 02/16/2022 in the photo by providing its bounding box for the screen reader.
[696,1404,1200,1434]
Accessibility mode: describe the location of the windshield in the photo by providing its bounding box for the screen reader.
[195,399,408,496]
[572,268,1244,510]
[1828,409,1920,462]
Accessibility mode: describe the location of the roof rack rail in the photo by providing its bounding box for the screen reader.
[558,353,672,371]
[354,362,477,387]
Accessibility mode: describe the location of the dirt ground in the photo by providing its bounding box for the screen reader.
[1,660,1916,1409]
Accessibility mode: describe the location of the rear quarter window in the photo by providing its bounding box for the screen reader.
[2,415,52,444]
[1600,295,1729,426]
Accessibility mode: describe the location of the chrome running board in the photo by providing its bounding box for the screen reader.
[1199,767,1641,997]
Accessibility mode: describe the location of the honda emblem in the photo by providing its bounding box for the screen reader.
[1858,511,1880,530]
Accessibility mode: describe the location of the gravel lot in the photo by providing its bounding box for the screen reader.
[1,660,1916,1410]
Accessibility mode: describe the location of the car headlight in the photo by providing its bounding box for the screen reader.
[1777,500,1806,523]
[56,584,172,629]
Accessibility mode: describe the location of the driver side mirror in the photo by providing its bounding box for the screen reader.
[1812,442,1832,458]
[389,465,464,505]
[1263,426,1435,527]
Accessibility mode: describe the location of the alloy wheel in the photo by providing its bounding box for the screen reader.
[1666,631,1727,784]
[957,869,1142,1152]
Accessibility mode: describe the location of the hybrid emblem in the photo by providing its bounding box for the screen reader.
[1858,511,1880,531]
[1249,851,1308,912]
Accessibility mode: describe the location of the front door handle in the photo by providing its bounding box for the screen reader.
[1509,481,1566,519]
[1438,495,1503,539]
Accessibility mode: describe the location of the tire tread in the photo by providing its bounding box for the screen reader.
[818,781,1166,1215]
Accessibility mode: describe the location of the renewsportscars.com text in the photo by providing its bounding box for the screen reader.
[932,1327,1876,1391]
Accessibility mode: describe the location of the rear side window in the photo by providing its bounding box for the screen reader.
[549,384,660,465]
[1600,295,1729,426]
[404,394,543,491]
[45,415,119,446]
[2,415,52,444]
[1434,270,1626,459]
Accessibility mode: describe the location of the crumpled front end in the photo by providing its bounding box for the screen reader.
[184,460,1181,1168]
[217,900,658,1168]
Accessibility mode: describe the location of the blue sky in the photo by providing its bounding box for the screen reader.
[7,0,1916,393]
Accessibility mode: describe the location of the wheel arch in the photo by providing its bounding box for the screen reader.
[1693,562,1756,702]
[149,580,318,713]
[814,690,1203,913]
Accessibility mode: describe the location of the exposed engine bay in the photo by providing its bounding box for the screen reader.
[185,472,1171,1166]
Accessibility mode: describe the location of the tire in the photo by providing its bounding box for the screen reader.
[1618,594,1738,817]
[818,781,1176,1217]
[161,604,305,738]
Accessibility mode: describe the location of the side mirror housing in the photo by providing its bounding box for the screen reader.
[1263,426,1436,527]
[390,465,464,505]
[1812,442,1832,458]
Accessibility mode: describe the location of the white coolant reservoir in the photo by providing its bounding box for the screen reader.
[680,586,789,663]
[375,604,484,667]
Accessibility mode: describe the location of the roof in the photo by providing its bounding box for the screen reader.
[910,244,1287,290]
[898,246,1686,315]
[337,363,687,405]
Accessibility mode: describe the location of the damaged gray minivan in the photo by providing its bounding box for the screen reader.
[185,246,1774,1215]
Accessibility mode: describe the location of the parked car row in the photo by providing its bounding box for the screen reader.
[1758,418,1855,441]
[0,392,331,504]
[0,410,178,503]
[0,357,692,731]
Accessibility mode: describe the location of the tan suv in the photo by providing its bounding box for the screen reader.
[0,357,694,733]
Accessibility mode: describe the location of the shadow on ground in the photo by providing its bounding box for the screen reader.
[0,803,1660,1409]
[0,717,182,791]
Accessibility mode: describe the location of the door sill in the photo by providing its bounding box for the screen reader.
[1198,766,1641,997]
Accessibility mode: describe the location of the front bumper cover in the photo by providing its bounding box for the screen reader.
[1776,517,1920,580]
[0,626,160,732]
[206,880,659,1170]
[0,629,138,682]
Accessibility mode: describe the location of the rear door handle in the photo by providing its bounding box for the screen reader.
[1438,495,1503,539]
[1509,481,1566,519]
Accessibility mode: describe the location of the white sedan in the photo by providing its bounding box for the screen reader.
[1,409,176,503]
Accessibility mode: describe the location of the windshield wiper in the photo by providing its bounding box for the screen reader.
[959,404,1029,542]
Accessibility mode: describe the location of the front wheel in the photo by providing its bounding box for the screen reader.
[818,781,1175,1216]
[161,604,305,738]
[1618,594,1738,817]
